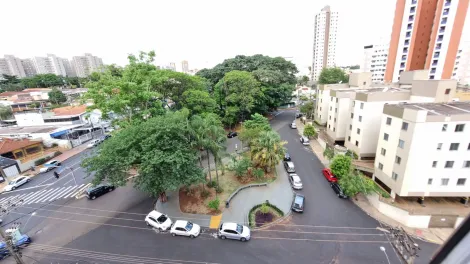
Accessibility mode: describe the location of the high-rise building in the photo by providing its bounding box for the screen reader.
[72,53,104,77]
[169,62,176,71]
[452,40,470,85]
[46,54,67,76]
[385,0,470,82]
[32,54,67,76]
[361,43,389,83]
[181,60,189,73]
[0,55,26,78]
[61,58,76,77]
[21,59,37,77]
[311,5,338,81]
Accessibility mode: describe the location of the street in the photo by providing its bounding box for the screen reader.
[0,111,439,264]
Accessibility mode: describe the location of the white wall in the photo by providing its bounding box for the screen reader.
[410,95,436,102]
[15,112,45,126]
[315,89,331,125]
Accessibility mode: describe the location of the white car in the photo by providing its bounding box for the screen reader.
[217,222,251,242]
[86,139,102,149]
[3,176,31,192]
[300,136,310,145]
[290,122,297,129]
[288,174,303,190]
[39,160,61,173]
[145,210,172,231]
[170,220,201,238]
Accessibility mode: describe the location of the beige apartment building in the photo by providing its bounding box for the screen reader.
[326,88,359,142]
[374,101,470,199]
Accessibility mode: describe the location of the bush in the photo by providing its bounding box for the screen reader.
[303,124,317,138]
[260,203,270,214]
[345,150,358,160]
[231,157,252,177]
[53,151,62,157]
[52,143,58,147]
[208,198,220,211]
[200,189,210,199]
[330,155,352,179]
[252,168,265,180]
[207,180,217,188]
[323,146,335,161]
[215,186,224,194]
[34,158,47,166]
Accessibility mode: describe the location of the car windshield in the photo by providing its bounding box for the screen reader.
[156,214,168,223]
[294,196,304,207]
[294,179,301,184]
[236,224,243,234]
[8,181,16,185]
[185,222,193,231]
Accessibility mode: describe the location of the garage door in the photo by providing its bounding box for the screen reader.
[429,215,458,228]
[3,164,19,178]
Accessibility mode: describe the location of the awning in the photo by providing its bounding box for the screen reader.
[50,130,68,137]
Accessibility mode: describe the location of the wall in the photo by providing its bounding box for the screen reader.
[455,217,466,228]
[315,89,331,125]
[16,152,56,172]
[15,112,45,126]
[355,101,390,157]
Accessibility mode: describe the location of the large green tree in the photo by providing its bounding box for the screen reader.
[48,88,67,104]
[239,113,272,146]
[339,171,375,198]
[318,68,349,85]
[250,130,286,172]
[299,101,314,119]
[82,110,205,202]
[0,105,12,120]
[330,155,352,179]
[181,89,216,116]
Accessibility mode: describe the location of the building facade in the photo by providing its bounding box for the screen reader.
[452,40,470,85]
[61,58,76,77]
[311,5,338,81]
[181,60,189,73]
[0,55,26,78]
[361,43,389,83]
[385,0,469,82]
[374,101,470,198]
[21,59,37,77]
[72,53,104,77]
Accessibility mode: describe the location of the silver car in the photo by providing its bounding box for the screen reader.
[218,222,251,242]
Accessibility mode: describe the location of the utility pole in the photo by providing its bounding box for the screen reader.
[0,197,26,264]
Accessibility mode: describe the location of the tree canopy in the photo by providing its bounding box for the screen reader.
[239,113,272,146]
[318,68,349,85]
[330,155,352,179]
[250,130,286,172]
[181,89,216,116]
[48,88,67,104]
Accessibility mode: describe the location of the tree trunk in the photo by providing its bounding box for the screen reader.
[159,192,167,203]
[214,155,220,186]
[206,149,212,182]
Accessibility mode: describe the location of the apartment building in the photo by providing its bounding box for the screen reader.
[361,43,389,83]
[61,58,76,77]
[452,41,470,85]
[72,53,104,77]
[326,88,358,142]
[181,60,189,73]
[0,55,26,78]
[385,0,469,82]
[32,55,67,76]
[311,5,339,81]
[21,59,37,77]
[374,101,470,198]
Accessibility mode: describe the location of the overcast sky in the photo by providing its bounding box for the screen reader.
[0,0,431,75]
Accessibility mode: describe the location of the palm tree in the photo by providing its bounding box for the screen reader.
[251,131,286,172]
[203,113,226,187]
[190,115,209,190]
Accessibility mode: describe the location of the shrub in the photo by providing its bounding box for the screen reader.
[232,157,252,177]
[345,150,358,160]
[54,151,62,157]
[200,189,210,199]
[215,186,224,194]
[52,143,58,147]
[323,146,335,161]
[208,198,220,211]
[260,203,270,214]
[330,155,352,179]
[207,180,217,188]
[252,168,265,180]
[34,158,47,166]
[303,124,317,139]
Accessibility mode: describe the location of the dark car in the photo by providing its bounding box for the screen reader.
[227,131,238,138]
[86,184,115,200]
[284,152,291,161]
[291,193,305,213]
[330,182,348,199]
[295,113,303,118]
[100,134,112,141]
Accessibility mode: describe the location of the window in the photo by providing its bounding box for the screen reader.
[334,118,336,122]
[348,136,351,142]
[441,178,449,186]
[357,128,361,135]
[330,106,332,111]
[353,101,355,106]
[329,116,331,120]
[428,178,433,185]
[355,141,359,146]
[383,133,389,141]
[395,156,401,165]
[437,143,443,150]
[457,178,466,186]
[349,124,352,130]
[464,161,470,168]
[335,108,337,113]
[449,143,459,151]
[360,103,364,109]
[468,143,470,150]
[381,148,386,156]
[401,122,408,131]
[351,113,354,118]
[445,88,451,94]
[336,98,338,103]
[445,161,454,168]
[455,124,465,132]
[378,163,383,170]
[442,124,447,131]
[432,161,437,168]
[386,117,392,125]
[392,172,398,181]
[398,139,405,149]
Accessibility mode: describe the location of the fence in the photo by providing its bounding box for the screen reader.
[70,130,104,147]
[225,183,268,208]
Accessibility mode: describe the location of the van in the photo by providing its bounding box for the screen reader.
[284,161,295,173]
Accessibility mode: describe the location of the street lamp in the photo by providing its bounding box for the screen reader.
[380,246,391,264]
[23,212,36,230]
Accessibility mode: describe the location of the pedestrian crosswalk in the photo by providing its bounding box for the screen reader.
[0,184,87,206]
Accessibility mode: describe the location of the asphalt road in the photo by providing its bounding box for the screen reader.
[1,111,440,264]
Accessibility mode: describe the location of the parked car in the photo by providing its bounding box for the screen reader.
[85,184,115,200]
[290,122,297,129]
[87,139,102,149]
[3,176,31,192]
[100,134,112,141]
[227,131,238,138]
[322,168,338,183]
[217,222,251,242]
[0,229,31,258]
[39,160,61,173]
[300,136,310,145]
[145,210,172,231]
[291,193,305,213]
[288,174,303,190]
[295,113,303,118]
[330,182,348,199]
[170,220,201,238]
[284,161,295,173]
[283,152,291,161]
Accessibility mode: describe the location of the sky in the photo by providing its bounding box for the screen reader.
[1,0,400,75]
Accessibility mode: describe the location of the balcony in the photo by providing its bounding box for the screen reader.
[407,25,413,30]
[412,0,417,4]
[437,36,444,42]
[435,44,441,50]
[441,18,447,24]
[439,28,446,33]
[406,32,411,38]
[401,56,407,61]
[432,62,438,66]
[430,69,436,74]
[443,9,450,15]
[445,0,451,6]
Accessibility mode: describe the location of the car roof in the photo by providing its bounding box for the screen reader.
[221,222,238,230]
[286,161,294,166]
[294,193,305,198]
[148,210,163,218]
[173,220,189,228]
[45,160,58,164]
[291,175,301,181]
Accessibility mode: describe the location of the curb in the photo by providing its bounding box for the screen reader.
[75,183,92,199]
[252,210,292,231]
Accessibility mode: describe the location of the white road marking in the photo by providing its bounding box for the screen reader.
[23,189,49,204]
[47,186,74,202]
[58,186,79,199]
[2,183,53,194]
[27,189,56,204]
[70,183,88,198]
[35,189,60,203]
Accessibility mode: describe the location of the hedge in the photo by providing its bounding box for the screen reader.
[248,201,284,228]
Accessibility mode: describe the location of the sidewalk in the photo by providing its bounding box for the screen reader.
[155,162,294,229]
[295,119,329,166]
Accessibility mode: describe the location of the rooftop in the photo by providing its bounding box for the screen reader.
[0,138,42,155]
[356,87,406,94]
[390,101,470,116]
[52,105,88,116]
[0,91,29,97]
[0,126,59,135]
[0,156,17,168]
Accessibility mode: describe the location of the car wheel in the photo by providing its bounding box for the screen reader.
[190,235,195,238]
[27,179,30,182]
[108,188,114,192]
[11,187,15,190]
[146,221,150,226]
[172,233,176,237]
[337,194,340,197]
[240,237,247,242]
[220,235,226,240]
[91,196,96,200]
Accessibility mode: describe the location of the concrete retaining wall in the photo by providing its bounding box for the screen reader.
[317,137,327,150]
[455,217,466,228]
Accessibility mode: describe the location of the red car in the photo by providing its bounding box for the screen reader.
[322,168,338,183]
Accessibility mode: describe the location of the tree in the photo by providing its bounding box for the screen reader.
[297,75,309,86]
[181,89,216,116]
[48,88,67,104]
[250,130,286,172]
[330,155,352,179]
[239,113,272,146]
[299,101,314,119]
[318,68,349,85]
[339,171,375,198]
[323,146,335,161]
[81,111,205,202]
[303,124,317,138]
[203,113,227,187]
[0,105,12,120]
[299,95,309,101]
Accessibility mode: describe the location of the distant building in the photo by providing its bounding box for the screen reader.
[72,53,104,77]
[0,55,26,78]
[21,59,37,77]
[181,60,189,73]
[452,41,470,85]
[169,62,176,71]
[32,54,67,76]
[361,43,389,83]
[61,58,76,77]
[311,5,338,81]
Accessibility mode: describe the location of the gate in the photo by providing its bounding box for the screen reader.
[429,215,457,228]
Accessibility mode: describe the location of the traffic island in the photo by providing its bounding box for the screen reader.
[248,202,284,228]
